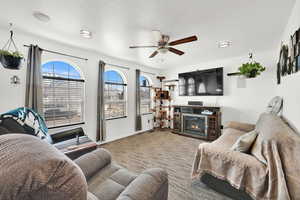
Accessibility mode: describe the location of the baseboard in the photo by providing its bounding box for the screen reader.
[97,129,153,146]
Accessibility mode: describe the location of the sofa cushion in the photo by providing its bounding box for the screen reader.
[87,192,99,200]
[110,169,137,186]
[231,130,258,153]
[89,167,137,200]
[0,134,87,200]
[93,179,125,200]
[117,168,168,200]
[75,148,112,180]
[214,128,247,149]
[224,121,255,133]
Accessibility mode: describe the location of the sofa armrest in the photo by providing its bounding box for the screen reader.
[74,148,111,180]
[117,168,168,200]
[224,121,255,132]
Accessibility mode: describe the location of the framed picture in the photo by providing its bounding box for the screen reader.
[289,36,294,59]
[292,31,298,45]
[297,56,300,72]
[295,43,300,57]
[277,63,281,85]
[292,59,297,72]
[298,28,300,42]
[279,45,289,76]
[292,30,299,45]
[287,57,293,75]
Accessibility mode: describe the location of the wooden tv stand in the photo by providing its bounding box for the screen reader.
[172,105,221,141]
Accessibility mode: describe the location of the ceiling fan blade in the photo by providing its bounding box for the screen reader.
[168,35,198,46]
[129,45,158,49]
[149,51,159,58]
[168,47,185,56]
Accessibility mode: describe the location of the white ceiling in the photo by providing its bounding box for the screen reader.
[0,0,295,69]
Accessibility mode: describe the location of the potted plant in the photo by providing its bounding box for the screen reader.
[238,62,266,78]
[0,50,23,70]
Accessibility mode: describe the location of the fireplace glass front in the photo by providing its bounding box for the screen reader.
[182,114,207,136]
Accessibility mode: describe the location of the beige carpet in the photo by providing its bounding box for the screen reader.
[101,131,231,200]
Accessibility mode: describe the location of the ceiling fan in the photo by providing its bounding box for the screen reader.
[129,31,198,58]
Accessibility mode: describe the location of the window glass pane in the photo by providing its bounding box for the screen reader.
[104,70,124,84]
[42,61,81,79]
[104,70,127,119]
[140,76,149,86]
[140,76,151,114]
[42,61,84,128]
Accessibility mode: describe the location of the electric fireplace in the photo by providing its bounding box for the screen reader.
[182,113,208,137]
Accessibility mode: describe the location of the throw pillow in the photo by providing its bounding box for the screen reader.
[231,130,258,153]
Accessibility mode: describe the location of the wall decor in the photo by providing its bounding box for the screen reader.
[292,30,298,45]
[289,36,294,60]
[277,63,281,85]
[278,45,289,76]
[298,27,300,42]
[296,43,300,57]
[10,75,20,85]
[227,53,266,78]
[297,56,300,71]
[292,59,297,72]
[287,57,293,75]
[0,23,23,70]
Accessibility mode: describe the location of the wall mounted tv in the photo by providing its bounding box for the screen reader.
[178,67,223,96]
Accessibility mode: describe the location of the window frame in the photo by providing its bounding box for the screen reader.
[41,60,85,129]
[104,69,128,120]
[140,75,152,115]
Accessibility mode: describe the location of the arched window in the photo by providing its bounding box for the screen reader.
[104,70,127,119]
[140,76,152,114]
[42,61,84,128]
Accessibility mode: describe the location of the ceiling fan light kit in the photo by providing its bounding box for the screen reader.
[129,31,198,58]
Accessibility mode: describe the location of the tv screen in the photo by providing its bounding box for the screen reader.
[178,67,223,96]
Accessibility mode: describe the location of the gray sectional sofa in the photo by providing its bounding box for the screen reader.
[75,148,169,200]
[0,134,168,200]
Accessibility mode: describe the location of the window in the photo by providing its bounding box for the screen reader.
[140,76,151,114]
[42,61,84,128]
[104,70,127,119]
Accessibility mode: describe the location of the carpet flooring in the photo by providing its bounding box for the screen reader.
[101,131,232,200]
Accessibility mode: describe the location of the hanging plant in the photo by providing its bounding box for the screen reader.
[238,62,266,78]
[0,24,23,70]
[238,53,266,78]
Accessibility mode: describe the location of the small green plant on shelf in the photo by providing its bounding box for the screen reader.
[238,53,266,78]
[238,62,266,78]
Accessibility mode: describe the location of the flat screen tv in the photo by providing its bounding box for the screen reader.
[178,67,223,96]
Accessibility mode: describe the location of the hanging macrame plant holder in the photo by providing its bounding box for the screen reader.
[0,29,23,70]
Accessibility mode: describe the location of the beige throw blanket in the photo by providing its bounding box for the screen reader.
[192,114,300,200]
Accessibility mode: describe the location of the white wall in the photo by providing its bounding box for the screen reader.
[0,28,160,143]
[161,50,277,125]
[276,0,300,131]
